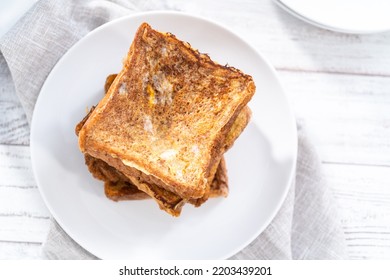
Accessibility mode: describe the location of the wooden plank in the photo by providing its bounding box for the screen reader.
[0,241,43,260]
[0,216,49,243]
[0,144,50,243]
[323,163,390,259]
[0,144,37,189]
[279,71,390,166]
[167,0,390,76]
[0,186,50,224]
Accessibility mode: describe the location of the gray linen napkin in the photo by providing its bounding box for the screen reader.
[0,0,347,259]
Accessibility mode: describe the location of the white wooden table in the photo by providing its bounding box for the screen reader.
[1,0,390,259]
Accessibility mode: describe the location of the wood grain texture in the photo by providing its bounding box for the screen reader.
[0,145,50,243]
[324,163,390,259]
[0,241,42,260]
[0,145,37,189]
[1,0,390,259]
[167,0,390,76]
[279,71,390,166]
[0,217,49,243]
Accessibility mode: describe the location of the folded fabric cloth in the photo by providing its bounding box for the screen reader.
[0,0,347,259]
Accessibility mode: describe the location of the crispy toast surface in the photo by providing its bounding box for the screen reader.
[104,157,229,200]
[78,23,255,200]
[76,75,243,216]
[99,74,245,207]
[76,98,250,216]
[77,105,250,215]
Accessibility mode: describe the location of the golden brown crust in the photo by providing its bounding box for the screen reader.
[75,106,95,136]
[78,23,255,200]
[82,106,250,213]
[104,74,118,94]
[189,157,228,206]
[101,73,239,208]
[77,74,243,215]
[104,181,150,201]
[83,152,185,215]
[209,157,229,198]
[224,107,252,150]
[85,152,228,210]
[190,106,251,207]
[78,114,238,214]
[77,80,251,215]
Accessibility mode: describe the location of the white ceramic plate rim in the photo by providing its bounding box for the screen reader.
[31,11,297,259]
[275,0,390,34]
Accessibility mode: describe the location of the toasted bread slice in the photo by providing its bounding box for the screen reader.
[77,113,185,215]
[100,74,248,208]
[77,106,250,215]
[79,106,249,215]
[76,103,250,216]
[85,151,228,202]
[84,153,227,213]
[84,153,185,215]
[104,181,149,201]
[90,74,233,202]
[76,75,238,216]
[78,23,255,201]
[104,157,228,201]
[76,76,249,216]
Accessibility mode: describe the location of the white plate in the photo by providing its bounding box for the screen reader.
[31,11,297,259]
[275,0,390,34]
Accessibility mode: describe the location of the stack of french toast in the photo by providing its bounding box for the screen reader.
[76,23,255,216]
